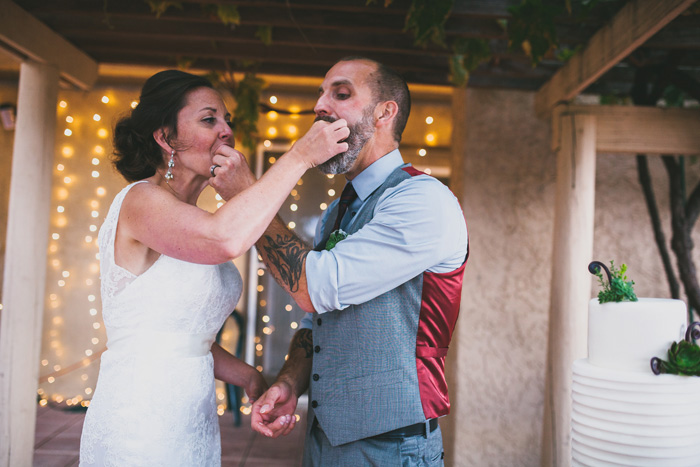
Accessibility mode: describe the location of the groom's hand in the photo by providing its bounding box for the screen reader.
[251,382,298,438]
[209,145,256,201]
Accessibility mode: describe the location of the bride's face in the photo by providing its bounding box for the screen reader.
[170,87,233,177]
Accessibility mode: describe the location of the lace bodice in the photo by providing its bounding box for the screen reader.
[80,181,243,466]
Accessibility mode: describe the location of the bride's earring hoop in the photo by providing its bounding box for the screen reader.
[165,150,175,181]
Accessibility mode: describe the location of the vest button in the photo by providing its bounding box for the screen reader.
[317,318,322,325]
[314,345,321,353]
[313,373,320,381]
[311,400,318,408]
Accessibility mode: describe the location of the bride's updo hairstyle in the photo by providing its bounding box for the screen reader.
[113,70,214,182]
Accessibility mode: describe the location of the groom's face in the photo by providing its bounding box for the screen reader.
[313,60,378,175]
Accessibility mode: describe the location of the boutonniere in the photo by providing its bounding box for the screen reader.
[325,229,348,250]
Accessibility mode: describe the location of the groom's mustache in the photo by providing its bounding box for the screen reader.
[314,115,337,123]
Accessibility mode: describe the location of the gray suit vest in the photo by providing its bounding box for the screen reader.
[308,164,430,446]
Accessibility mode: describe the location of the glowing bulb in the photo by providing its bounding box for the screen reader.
[97,128,108,138]
[64,129,72,136]
[52,233,60,240]
[93,114,101,121]
[286,125,298,137]
[290,204,298,211]
[59,101,67,108]
[56,164,65,172]
[257,285,264,292]
[89,308,97,316]
[93,322,101,329]
[57,280,65,287]
[259,300,267,307]
[288,221,296,229]
[257,269,265,276]
[290,322,298,329]
[41,359,48,366]
[328,189,336,196]
[92,158,100,165]
[91,337,99,345]
[269,96,277,104]
[320,203,327,210]
[418,148,427,157]
[92,171,100,178]
[263,140,272,148]
[57,206,64,213]
[94,145,104,154]
[96,187,106,196]
[62,271,70,278]
[91,211,99,218]
[267,111,278,120]
[66,116,74,123]
[285,304,293,311]
[63,176,72,184]
[48,377,55,384]
[425,132,436,145]
[85,236,93,243]
[85,387,93,395]
[101,96,110,104]
[267,127,278,137]
[85,349,93,356]
[425,116,434,124]
[268,156,276,164]
[88,295,96,302]
[131,100,138,109]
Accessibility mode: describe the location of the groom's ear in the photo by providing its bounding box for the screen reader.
[153,129,172,153]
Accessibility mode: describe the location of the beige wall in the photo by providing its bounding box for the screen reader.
[450,88,700,466]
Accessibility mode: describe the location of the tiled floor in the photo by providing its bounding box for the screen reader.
[33,400,307,467]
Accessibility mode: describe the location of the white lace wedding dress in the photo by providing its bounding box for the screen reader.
[80,181,242,466]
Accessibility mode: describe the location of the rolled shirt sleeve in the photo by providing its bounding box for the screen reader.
[305,174,467,314]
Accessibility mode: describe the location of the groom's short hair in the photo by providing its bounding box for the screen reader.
[336,56,411,144]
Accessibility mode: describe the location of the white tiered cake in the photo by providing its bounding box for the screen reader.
[571,298,700,467]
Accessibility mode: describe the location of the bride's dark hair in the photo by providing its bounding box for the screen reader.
[112,70,214,182]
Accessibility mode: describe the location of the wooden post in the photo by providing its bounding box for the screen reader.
[0,61,59,467]
[540,113,597,467]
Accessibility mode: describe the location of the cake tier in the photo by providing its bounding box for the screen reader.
[572,359,700,467]
[588,298,687,373]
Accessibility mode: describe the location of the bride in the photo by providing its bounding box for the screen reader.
[79,70,348,466]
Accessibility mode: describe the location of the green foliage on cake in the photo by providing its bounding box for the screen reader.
[589,260,638,304]
[652,323,700,376]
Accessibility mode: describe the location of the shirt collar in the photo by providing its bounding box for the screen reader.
[347,149,403,201]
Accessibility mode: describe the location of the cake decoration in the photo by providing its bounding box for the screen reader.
[651,321,700,376]
[588,260,638,303]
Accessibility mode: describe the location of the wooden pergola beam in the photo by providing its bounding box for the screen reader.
[551,104,700,155]
[0,0,97,90]
[535,0,696,118]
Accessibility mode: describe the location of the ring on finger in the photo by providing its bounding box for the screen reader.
[210,164,221,177]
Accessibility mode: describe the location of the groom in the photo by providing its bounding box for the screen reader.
[217,57,468,465]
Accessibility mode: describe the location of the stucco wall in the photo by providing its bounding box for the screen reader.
[449,88,700,466]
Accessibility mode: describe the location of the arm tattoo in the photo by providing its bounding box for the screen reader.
[261,232,309,293]
[290,329,314,359]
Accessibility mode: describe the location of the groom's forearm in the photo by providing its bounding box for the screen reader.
[255,215,315,312]
[277,329,313,397]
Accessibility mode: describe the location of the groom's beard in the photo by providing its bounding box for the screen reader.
[314,110,375,175]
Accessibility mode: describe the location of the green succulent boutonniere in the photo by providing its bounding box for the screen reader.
[588,260,638,303]
[325,229,348,251]
[651,322,700,376]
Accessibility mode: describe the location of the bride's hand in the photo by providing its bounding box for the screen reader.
[245,367,268,403]
[287,119,349,169]
[209,145,257,201]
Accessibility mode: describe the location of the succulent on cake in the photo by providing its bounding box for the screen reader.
[651,322,700,376]
[588,260,638,303]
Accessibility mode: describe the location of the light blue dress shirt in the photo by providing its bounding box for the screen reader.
[300,149,468,328]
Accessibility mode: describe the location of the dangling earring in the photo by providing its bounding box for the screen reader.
[165,150,175,181]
